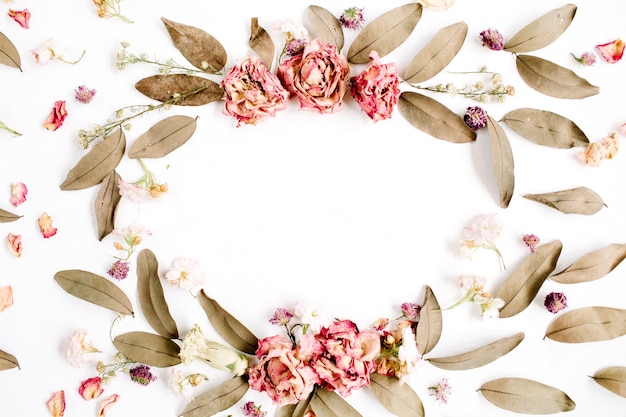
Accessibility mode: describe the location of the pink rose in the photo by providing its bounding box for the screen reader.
[278,38,350,114]
[248,335,320,406]
[349,51,401,122]
[222,56,289,126]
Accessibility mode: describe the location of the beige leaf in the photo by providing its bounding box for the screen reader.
[277,392,314,417]
[504,4,577,53]
[307,6,344,52]
[551,244,626,284]
[415,285,442,355]
[516,54,599,99]
[0,349,19,371]
[249,17,275,70]
[161,17,227,73]
[0,31,21,71]
[398,92,476,143]
[486,115,514,209]
[60,129,126,191]
[113,331,181,367]
[427,333,524,370]
[310,388,362,417]
[545,306,626,343]
[0,208,22,223]
[135,74,224,106]
[369,373,424,417]
[94,171,121,241]
[496,240,562,318]
[404,21,467,84]
[347,3,422,64]
[128,115,198,159]
[592,367,626,398]
[501,108,589,148]
[479,377,576,413]
[524,186,606,215]
[180,377,249,417]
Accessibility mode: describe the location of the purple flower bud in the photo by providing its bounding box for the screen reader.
[401,302,421,321]
[129,364,157,386]
[544,292,567,314]
[108,260,130,280]
[479,28,505,51]
[463,106,487,130]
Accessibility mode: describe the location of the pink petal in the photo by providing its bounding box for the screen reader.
[79,376,104,400]
[38,212,58,238]
[0,286,13,312]
[98,394,120,417]
[10,182,27,207]
[44,100,68,131]
[595,38,625,63]
[8,8,30,29]
[6,233,22,257]
[46,391,66,417]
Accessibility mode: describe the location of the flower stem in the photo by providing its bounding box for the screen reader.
[0,121,21,137]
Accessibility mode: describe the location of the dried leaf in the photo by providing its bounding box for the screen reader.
[249,17,275,69]
[404,21,467,84]
[524,186,606,215]
[161,17,227,73]
[60,129,126,191]
[0,208,21,223]
[486,116,514,209]
[307,6,344,52]
[128,115,198,159]
[504,4,577,53]
[198,291,258,355]
[592,367,626,398]
[0,349,19,371]
[496,240,562,318]
[180,376,249,417]
[347,3,422,64]
[54,269,134,316]
[551,244,626,284]
[135,74,224,106]
[309,388,362,417]
[0,31,21,71]
[398,92,476,143]
[113,331,181,367]
[415,285,442,355]
[137,249,179,339]
[369,373,424,417]
[479,377,575,414]
[501,108,589,149]
[427,332,524,370]
[277,392,314,417]
[544,306,626,343]
[515,54,599,99]
[95,171,121,241]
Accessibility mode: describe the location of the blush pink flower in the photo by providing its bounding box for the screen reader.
[577,133,619,166]
[222,56,289,126]
[79,376,104,400]
[38,212,58,238]
[6,233,22,257]
[98,393,120,417]
[278,38,350,114]
[349,51,401,122]
[8,8,30,29]
[596,38,625,64]
[44,101,68,131]
[46,391,66,417]
[10,182,27,207]
[0,286,14,312]
[63,329,102,367]
[75,85,97,104]
[32,39,85,65]
[164,257,206,295]
[429,377,452,404]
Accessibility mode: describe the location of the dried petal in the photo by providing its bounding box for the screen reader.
[47,391,66,417]
[44,100,68,131]
[6,233,22,257]
[596,38,625,63]
[10,182,27,207]
[79,376,104,400]
[0,286,13,312]
[8,8,30,29]
[38,212,58,238]
[98,394,120,417]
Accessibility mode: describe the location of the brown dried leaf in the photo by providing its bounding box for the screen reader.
[479,377,576,413]
[249,17,275,69]
[398,92,476,143]
[277,392,314,417]
[307,5,344,52]
[161,17,227,73]
[486,116,514,209]
[128,115,198,159]
[404,21,467,84]
[113,331,181,367]
[504,4,577,53]
[60,129,126,191]
[0,31,21,71]
[347,3,422,64]
[0,208,21,223]
[496,240,562,318]
[0,349,19,371]
[427,332,524,370]
[135,74,224,106]
[516,54,599,99]
[415,285,442,355]
[551,244,626,284]
[310,388,362,417]
[501,108,589,149]
[369,373,424,417]
[544,306,626,343]
[198,291,258,354]
[137,249,179,339]
[95,171,121,241]
[592,367,626,398]
[524,186,606,215]
[180,377,249,417]
[54,269,134,316]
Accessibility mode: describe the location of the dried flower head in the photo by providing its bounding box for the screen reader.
[339,7,365,30]
[479,28,505,51]
[75,85,97,104]
[164,257,206,295]
[401,302,421,321]
[64,329,102,367]
[544,292,567,314]
[429,377,452,404]
[522,234,540,253]
[269,307,293,326]
[571,51,596,66]
[242,401,267,417]
[129,364,157,386]
[107,260,130,280]
[463,106,487,130]
[459,213,506,269]
[93,0,133,23]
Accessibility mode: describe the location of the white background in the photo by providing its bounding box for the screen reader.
[1,0,626,416]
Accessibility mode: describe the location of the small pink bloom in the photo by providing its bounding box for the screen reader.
[8,8,30,29]
[63,329,101,367]
[79,376,104,400]
[596,38,625,63]
[10,182,27,207]
[44,101,68,131]
[75,85,97,104]
[0,286,14,312]
[522,234,540,254]
[98,394,120,417]
[38,212,58,238]
[32,39,68,65]
[46,391,66,417]
[7,233,22,257]
[602,132,619,159]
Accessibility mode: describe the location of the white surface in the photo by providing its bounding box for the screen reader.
[1,0,625,416]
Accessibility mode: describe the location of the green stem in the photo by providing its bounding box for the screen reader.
[0,121,21,137]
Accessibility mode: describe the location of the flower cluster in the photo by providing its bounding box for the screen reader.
[107,222,151,280]
[447,275,504,319]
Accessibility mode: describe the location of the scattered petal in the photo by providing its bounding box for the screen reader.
[8,8,30,29]
[10,182,27,207]
[6,233,22,257]
[0,286,14,312]
[79,376,104,400]
[38,212,58,238]
[46,391,66,417]
[596,38,625,63]
[44,101,68,131]
[98,393,120,417]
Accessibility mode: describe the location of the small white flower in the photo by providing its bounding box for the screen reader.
[271,19,308,40]
[463,213,502,246]
[63,329,101,367]
[170,368,193,399]
[293,300,332,333]
[164,257,206,294]
[397,327,420,374]
[474,295,505,318]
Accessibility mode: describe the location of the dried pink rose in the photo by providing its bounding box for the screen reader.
[8,8,30,29]
[544,292,567,314]
[44,101,68,131]
[7,233,22,257]
[98,393,120,417]
[10,182,27,207]
[47,391,66,417]
[79,376,104,400]
[596,38,625,64]
[0,286,14,312]
[38,212,58,238]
